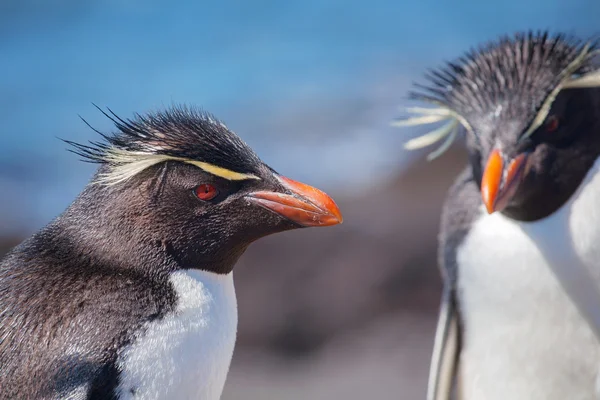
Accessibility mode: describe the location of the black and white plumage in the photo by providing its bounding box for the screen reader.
[396,32,600,400]
[0,106,342,400]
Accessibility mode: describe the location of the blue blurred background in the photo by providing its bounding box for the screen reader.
[1,1,599,398]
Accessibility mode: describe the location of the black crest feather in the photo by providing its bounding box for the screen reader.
[65,105,262,176]
[410,31,599,117]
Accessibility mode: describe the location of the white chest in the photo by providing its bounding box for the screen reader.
[116,270,238,400]
[456,159,600,400]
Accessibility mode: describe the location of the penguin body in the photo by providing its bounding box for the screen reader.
[0,221,173,399]
[2,223,240,400]
[0,106,342,399]
[395,32,600,400]
[441,164,600,400]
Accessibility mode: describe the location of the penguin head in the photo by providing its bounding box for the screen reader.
[66,106,342,274]
[396,31,600,221]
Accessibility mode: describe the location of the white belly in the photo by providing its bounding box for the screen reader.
[116,270,238,400]
[457,159,600,400]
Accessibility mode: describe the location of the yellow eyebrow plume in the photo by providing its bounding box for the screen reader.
[185,160,260,181]
[95,149,260,185]
[521,43,595,141]
[391,106,470,161]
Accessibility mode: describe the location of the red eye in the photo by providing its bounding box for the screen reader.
[195,184,218,201]
[546,115,559,132]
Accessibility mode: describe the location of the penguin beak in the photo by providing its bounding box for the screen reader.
[480,148,530,214]
[246,176,343,227]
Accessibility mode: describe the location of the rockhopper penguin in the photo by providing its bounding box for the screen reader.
[394,32,600,400]
[0,106,342,399]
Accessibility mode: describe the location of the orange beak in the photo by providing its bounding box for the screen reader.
[247,176,343,227]
[481,148,529,214]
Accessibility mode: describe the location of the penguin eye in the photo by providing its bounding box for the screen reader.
[194,184,219,201]
[545,115,559,133]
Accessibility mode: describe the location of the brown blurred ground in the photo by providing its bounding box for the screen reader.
[0,147,467,400]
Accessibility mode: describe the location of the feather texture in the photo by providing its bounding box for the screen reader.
[65,105,263,185]
[393,31,600,160]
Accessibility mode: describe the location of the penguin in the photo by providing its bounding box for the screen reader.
[0,106,343,400]
[393,32,600,400]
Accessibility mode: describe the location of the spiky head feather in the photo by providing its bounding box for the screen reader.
[66,106,263,184]
[393,31,600,160]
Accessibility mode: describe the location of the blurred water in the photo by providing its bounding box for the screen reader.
[1,0,599,232]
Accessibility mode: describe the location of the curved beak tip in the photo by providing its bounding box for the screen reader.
[481,192,496,214]
[247,176,343,228]
[480,149,529,214]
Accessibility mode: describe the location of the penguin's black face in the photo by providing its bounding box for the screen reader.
[469,87,600,221]
[115,161,342,274]
[68,106,342,275]
[404,32,600,222]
